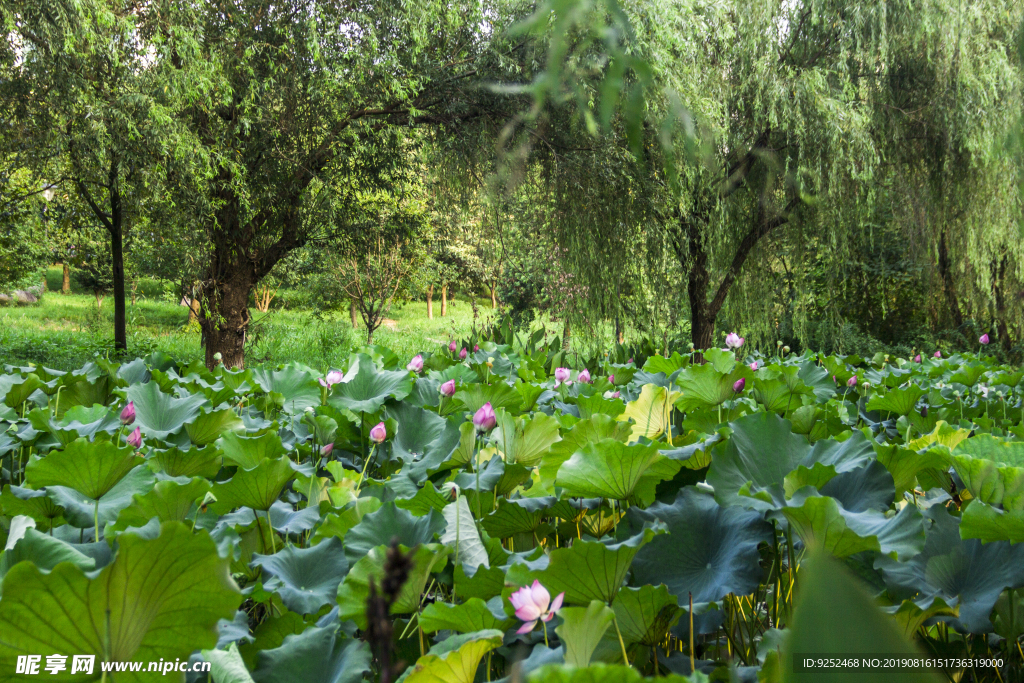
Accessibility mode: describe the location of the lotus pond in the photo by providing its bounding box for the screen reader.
[1,336,1023,682]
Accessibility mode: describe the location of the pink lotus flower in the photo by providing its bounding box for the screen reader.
[509,580,564,634]
[725,332,744,349]
[320,443,334,457]
[407,355,424,373]
[733,378,745,393]
[608,374,615,385]
[604,390,621,399]
[934,351,942,358]
[459,348,467,360]
[120,401,135,425]
[914,355,921,363]
[473,345,480,352]
[627,358,634,364]
[554,368,571,386]
[473,402,496,432]
[847,375,858,387]
[448,340,457,353]
[750,361,759,370]
[369,422,387,443]
[577,369,591,384]
[319,370,344,388]
[979,334,990,345]
[439,379,456,397]
[126,427,142,449]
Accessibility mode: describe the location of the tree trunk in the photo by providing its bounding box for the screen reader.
[62,263,70,294]
[685,218,715,352]
[426,284,434,319]
[490,281,497,309]
[937,230,964,329]
[994,256,1013,354]
[109,186,127,353]
[441,284,448,317]
[200,264,253,370]
[350,300,358,328]
[561,319,571,350]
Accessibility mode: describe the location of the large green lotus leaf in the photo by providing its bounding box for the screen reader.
[706,413,872,509]
[876,505,1024,633]
[781,494,924,559]
[643,353,689,375]
[57,373,114,417]
[440,497,489,572]
[202,643,255,683]
[312,497,383,545]
[0,374,44,408]
[110,477,212,533]
[676,362,752,411]
[218,432,288,470]
[949,363,988,386]
[342,502,445,565]
[576,394,625,420]
[188,407,245,446]
[818,461,895,512]
[212,457,296,512]
[419,597,514,634]
[127,380,207,439]
[153,443,224,478]
[625,488,770,607]
[612,585,683,647]
[783,551,943,683]
[526,664,663,683]
[950,434,1024,510]
[251,537,348,615]
[907,420,971,452]
[0,521,96,580]
[336,543,450,628]
[327,355,413,414]
[252,364,322,414]
[46,466,156,529]
[401,630,503,683]
[452,535,510,602]
[960,500,1024,543]
[556,600,615,667]
[32,404,120,446]
[507,527,659,606]
[481,499,545,538]
[751,366,814,413]
[874,444,950,498]
[251,626,370,683]
[555,439,680,502]
[883,596,959,641]
[0,522,241,681]
[391,402,448,464]
[25,438,142,501]
[617,384,680,442]
[865,384,926,417]
[493,409,562,466]
[453,382,523,415]
[539,415,632,490]
[0,486,64,531]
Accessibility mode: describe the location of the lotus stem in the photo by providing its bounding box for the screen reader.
[357,444,377,490]
[612,615,629,666]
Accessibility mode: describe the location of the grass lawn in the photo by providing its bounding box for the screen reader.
[0,267,569,371]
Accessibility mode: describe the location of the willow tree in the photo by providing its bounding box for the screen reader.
[162,0,525,368]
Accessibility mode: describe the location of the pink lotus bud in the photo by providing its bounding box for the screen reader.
[441,482,460,500]
[509,580,564,634]
[933,351,942,358]
[459,347,467,360]
[319,370,344,388]
[320,443,334,457]
[979,334,990,345]
[439,379,457,397]
[126,427,142,449]
[725,332,744,349]
[577,369,591,384]
[120,401,135,425]
[750,362,758,370]
[473,402,496,432]
[847,375,857,388]
[914,355,921,363]
[369,421,387,443]
[448,340,457,352]
[554,368,571,385]
[608,374,615,384]
[733,378,745,393]
[627,358,634,364]
[406,355,424,373]
[610,391,621,399]
[473,345,480,352]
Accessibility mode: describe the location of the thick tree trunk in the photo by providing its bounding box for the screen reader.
[62,263,70,294]
[441,284,448,317]
[937,230,964,329]
[109,189,127,353]
[994,256,1013,354]
[685,219,715,351]
[201,267,253,369]
[350,300,358,328]
[426,284,434,319]
[490,281,497,309]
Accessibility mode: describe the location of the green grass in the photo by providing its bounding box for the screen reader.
[1,269,517,370]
